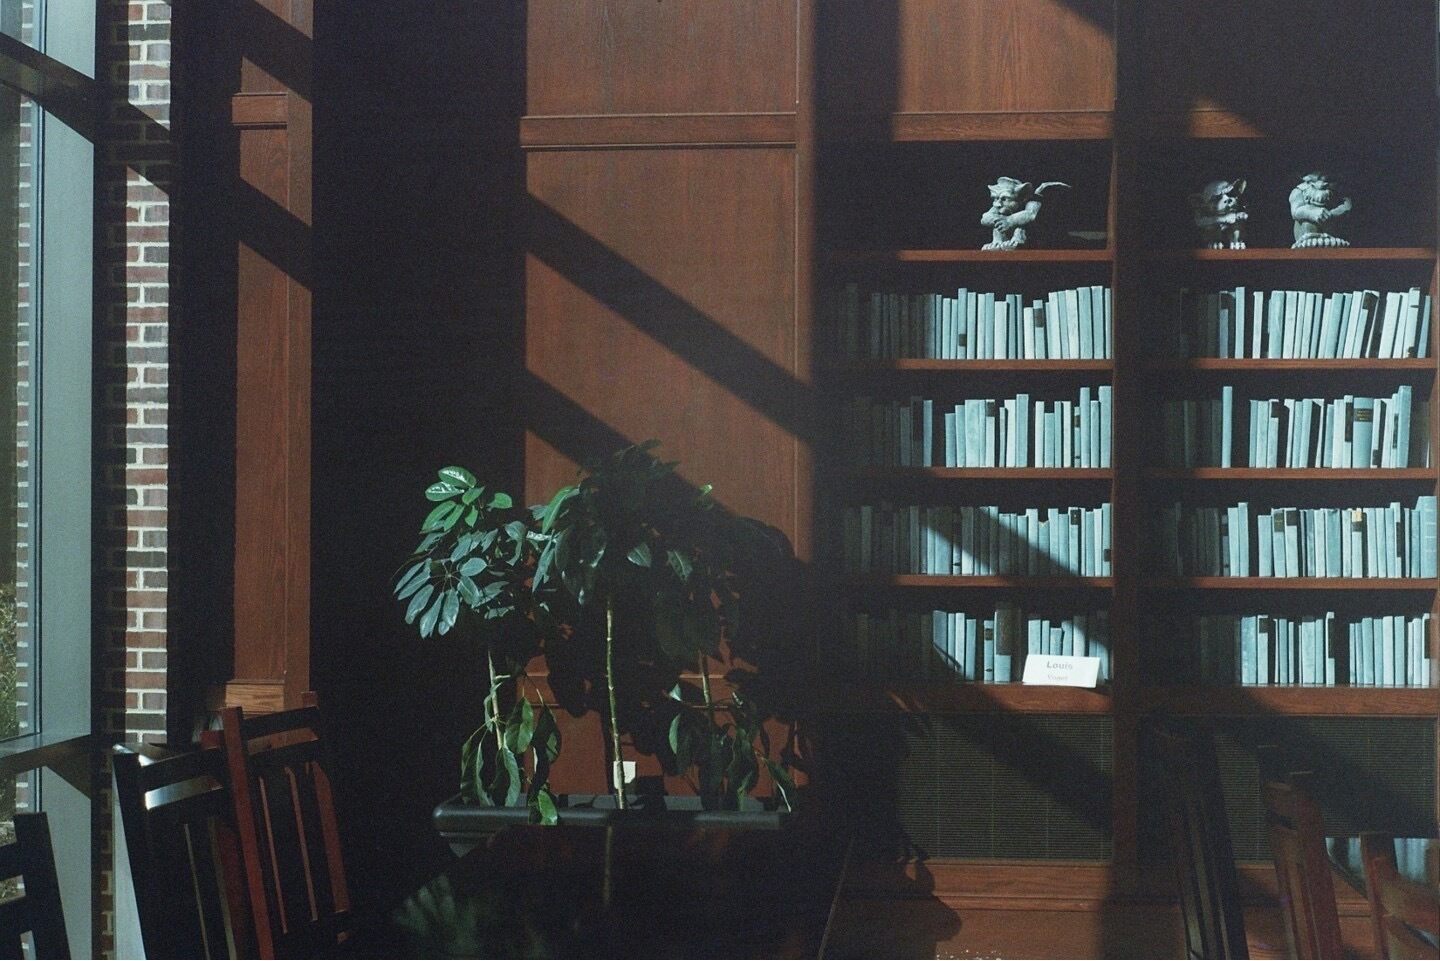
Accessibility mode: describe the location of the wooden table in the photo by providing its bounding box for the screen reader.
[385,824,850,958]
[1326,836,1439,896]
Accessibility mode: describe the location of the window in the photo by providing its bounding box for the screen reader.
[0,0,93,951]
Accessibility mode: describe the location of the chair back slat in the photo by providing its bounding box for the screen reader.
[1361,832,1440,960]
[114,743,252,959]
[1260,774,1342,960]
[221,693,352,958]
[0,813,70,959]
[1152,717,1249,960]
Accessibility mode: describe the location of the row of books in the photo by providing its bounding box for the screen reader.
[845,606,1111,682]
[1157,497,1439,578]
[834,283,1112,360]
[849,388,1113,468]
[1164,286,1432,359]
[1190,613,1432,688]
[841,503,1112,576]
[1161,386,1430,469]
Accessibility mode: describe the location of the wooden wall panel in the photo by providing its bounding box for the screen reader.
[819,0,1115,117]
[230,0,312,711]
[524,147,801,550]
[525,0,796,116]
[1133,0,1437,114]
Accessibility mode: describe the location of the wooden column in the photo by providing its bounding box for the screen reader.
[228,0,312,714]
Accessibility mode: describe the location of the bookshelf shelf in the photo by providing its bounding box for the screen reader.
[1134,107,1440,140]
[848,575,1113,591]
[807,682,1115,715]
[835,359,1113,374]
[1139,686,1440,717]
[1142,358,1435,374]
[1145,577,1438,592]
[1140,247,1437,264]
[1146,468,1437,482]
[829,249,1113,265]
[824,109,1115,143]
[858,467,1113,482]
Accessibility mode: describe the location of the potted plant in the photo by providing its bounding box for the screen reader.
[394,442,799,844]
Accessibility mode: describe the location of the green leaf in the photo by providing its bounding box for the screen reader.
[465,507,479,527]
[666,549,693,583]
[499,748,522,807]
[541,485,578,533]
[419,593,444,637]
[627,542,653,568]
[448,534,477,563]
[461,485,485,505]
[438,466,477,488]
[764,758,795,794]
[533,789,558,825]
[476,581,505,605]
[537,705,562,763]
[421,501,457,532]
[394,562,429,600]
[488,492,514,510]
[439,589,461,635]
[459,557,486,577]
[426,482,463,502]
[404,584,435,624]
[456,575,481,605]
[442,504,465,531]
[667,714,683,757]
[507,699,536,754]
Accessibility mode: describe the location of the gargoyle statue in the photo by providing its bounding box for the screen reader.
[1289,172,1352,248]
[1189,179,1249,249]
[980,177,1070,250]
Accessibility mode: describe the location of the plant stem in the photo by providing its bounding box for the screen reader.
[697,652,715,722]
[605,594,627,809]
[486,648,504,735]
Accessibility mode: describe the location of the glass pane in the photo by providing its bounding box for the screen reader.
[0,0,40,50]
[0,768,37,904]
[0,87,37,741]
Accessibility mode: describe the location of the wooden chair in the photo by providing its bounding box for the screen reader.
[1260,772,1342,959]
[220,692,353,958]
[0,812,70,959]
[113,742,253,959]
[1359,832,1440,959]
[1152,716,1249,959]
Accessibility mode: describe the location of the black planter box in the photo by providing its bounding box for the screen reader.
[433,793,790,856]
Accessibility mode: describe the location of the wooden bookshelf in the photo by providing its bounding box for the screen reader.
[1146,468,1436,482]
[1144,359,1436,373]
[800,682,1116,715]
[835,359,1112,374]
[1139,686,1440,718]
[1140,247,1437,263]
[1146,578,1439,592]
[858,467,1112,481]
[830,249,1113,265]
[847,575,1114,591]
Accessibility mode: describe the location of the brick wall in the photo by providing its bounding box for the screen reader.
[98,0,173,953]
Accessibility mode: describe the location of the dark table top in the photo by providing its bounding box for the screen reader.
[385,824,850,959]
[1325,835,1439,895]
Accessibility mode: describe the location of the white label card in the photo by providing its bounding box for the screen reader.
[1022,655,1101,688]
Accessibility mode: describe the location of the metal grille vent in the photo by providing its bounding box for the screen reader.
[836,713,1114,860]
[1140,717,1436,862]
